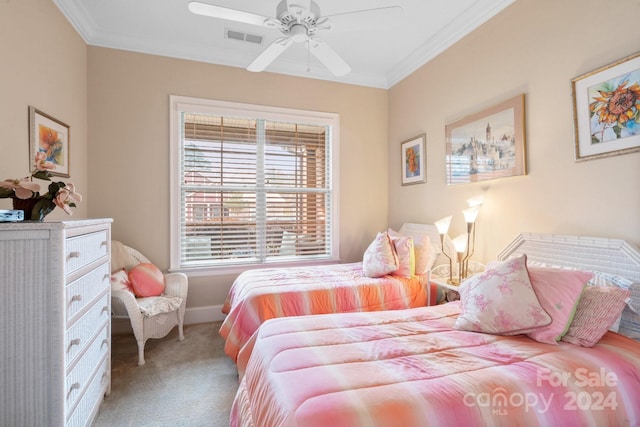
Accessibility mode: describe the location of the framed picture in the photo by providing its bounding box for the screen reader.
[29,106,70,177]
[445,94,526,185]
[572,52,640,161]
[401,134,426,185]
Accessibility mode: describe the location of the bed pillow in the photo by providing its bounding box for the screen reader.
[388,228,434,274]
[619,283,640,341]
[128,263,166,297]
[525,261,633,333]
[454,254,552,335]
[363,231,398,278]
[561,286,631,347]
[389,235,415,278]
[526,267,592,344]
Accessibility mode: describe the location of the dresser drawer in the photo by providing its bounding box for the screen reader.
[66,355,109,427]
[65,230,109,275]
[65,323,109,413]
[65,292,110,365]
[66,262,110,325]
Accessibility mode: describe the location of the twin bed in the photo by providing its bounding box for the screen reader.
[220,223,446,362]
[222,230,640,426]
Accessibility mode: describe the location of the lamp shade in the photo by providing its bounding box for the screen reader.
[462,205,481,224]
[435,216,452,235]
[467,195,484,207]
[452,233,468,253]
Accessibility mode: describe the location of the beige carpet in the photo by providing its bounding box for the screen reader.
[93,322,239,427]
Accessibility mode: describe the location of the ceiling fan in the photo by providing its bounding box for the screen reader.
[188,0,402,76]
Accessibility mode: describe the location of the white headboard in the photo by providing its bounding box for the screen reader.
[398,223,455,268]
[497,233,640,283]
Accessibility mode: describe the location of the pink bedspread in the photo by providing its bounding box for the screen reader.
[220,262,437,362]
[231,303,640,427]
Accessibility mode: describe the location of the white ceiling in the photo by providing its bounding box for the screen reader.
[53,0,516,89]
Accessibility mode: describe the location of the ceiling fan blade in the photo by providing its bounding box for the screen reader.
[188,1,271,27]
[308,39,351,76]
[324,6,403,32]
[247,38,295,72]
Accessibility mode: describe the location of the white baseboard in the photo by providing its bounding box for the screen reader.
[185,304,226,324]
[111,304,225,335]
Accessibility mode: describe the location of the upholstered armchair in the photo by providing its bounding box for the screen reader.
[110,240,188,365]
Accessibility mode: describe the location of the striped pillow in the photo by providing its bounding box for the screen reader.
[561,286,631,347]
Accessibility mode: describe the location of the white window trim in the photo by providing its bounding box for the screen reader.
[169,95,340,275]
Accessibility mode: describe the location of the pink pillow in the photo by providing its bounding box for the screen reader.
[562,286,631,347]
[389,235,415,278]
[388,228,433,274]
[110,268,134,295]
[526,267,592,344]
[128,263,165,297]
[362,232,398,278]
[454,255,552,335]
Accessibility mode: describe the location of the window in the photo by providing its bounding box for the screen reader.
[170,96,339,272]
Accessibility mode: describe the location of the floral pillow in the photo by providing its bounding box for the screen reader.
[454,254,552,335]
[389,235,415,278]
[526,267,592,344]
[363,231,398,278]
[561,286,631,347]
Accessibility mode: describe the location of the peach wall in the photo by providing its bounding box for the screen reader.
[0,0,88,220]
[388,0,640,263]
[87,48,389,307]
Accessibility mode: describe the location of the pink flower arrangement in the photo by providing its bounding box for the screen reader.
[0,153,82,220]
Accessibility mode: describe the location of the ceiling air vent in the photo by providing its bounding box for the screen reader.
[225,28,263,45]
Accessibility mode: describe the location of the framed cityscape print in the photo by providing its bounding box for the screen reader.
[445,94,526,185]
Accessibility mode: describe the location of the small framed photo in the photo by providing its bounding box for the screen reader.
[445,94,526,185]
[572,52,640,161]
[29,106,70,177]
[401,134,426,186]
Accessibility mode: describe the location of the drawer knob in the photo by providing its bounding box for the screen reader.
[101,338,109,348]
[67,382,80,400]
[70,295,82,303]
[68,251,81,259]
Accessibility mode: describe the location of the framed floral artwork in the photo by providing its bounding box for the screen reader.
[29,106,70,177]
[401,134,426,185]
[572,52,640,161]
[445,94,526,185]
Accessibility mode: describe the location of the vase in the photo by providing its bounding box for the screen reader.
[12,197,55,221]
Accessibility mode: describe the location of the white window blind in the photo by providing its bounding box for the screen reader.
[170,97,338,270]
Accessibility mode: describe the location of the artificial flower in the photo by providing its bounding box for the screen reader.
[0,178,41,199]
[0,155,82,220]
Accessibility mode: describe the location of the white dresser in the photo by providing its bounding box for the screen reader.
[0,219,113,427]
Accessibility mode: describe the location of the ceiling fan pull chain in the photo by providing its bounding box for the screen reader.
[306,38,311,72]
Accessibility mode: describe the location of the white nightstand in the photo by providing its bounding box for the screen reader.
[430,276,461,302]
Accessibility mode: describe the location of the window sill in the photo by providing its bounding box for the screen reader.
[169,257,343,277]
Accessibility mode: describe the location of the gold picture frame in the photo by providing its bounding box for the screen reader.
[571,52,640,161]
[29,106,70,178]
[445,94,526,185]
